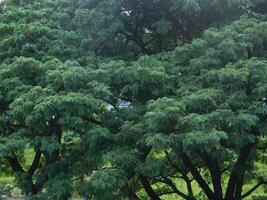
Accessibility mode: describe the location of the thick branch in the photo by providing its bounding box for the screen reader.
[6,153,41,195]
[121,24,150,54]
[43,120,62,165]
[160,177,189,199]
[28,149,42,177]
[182,154,216,200]
[102,98,119,112]
[224,143,254,200]
[241,181,267,199]
[166,153,194,197]
[139,175,161,200]
[234,173,245,200]
[6,153,24,173]
[199,152,223,200]
[182,173,194,198]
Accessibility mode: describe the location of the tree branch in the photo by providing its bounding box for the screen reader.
[199,151,223,200]
[165,152,194,198]
[224,143,254,200]
[101,98,119,112]
[28,149,42,177]
[157,177,189,199]
[139,175,161,200]
[6,153,24,173]
[241,181,267,199]
[182,173,194,198]
[182,153,215,200]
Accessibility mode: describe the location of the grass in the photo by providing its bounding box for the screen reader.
[0,174,265,199]
[139,176,266,200]
[0,176,14,186]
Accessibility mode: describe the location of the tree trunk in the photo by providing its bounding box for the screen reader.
[224,144,254,200]
[139,175,161,200]
[182,154,216,200]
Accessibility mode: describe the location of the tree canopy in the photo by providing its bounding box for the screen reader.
[0,0,266,200]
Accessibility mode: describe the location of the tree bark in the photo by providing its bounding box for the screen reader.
[199,152,223,200]
[6,153,41,195]
[224,143,254,200]
[139,175,161,200]
[28,149,42,177]
[182,154,216,200]
[241,181,267,199]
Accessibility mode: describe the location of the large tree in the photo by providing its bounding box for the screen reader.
[83,17,267,200]
[0,0,267,200]
[0,57,113,199]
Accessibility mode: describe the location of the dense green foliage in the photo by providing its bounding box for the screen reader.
[0,0,267,200]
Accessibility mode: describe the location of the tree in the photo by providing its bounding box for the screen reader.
[84,17,267,200]
[72,0,264,56]
[0,0,267,199]
[0,57,112,199]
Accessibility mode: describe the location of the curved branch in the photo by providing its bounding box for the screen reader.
[28,149,42,177]
[156,177,189,199]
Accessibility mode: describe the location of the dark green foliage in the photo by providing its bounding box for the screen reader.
[2,0,265,58]
[71,0,266,56]
[0,0,267,200]
[81,17,267,200]
[0,57,112,199]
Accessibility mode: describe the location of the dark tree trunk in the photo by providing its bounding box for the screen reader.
[139,175,161,200]
[182,154,216,200]
[199,152,223,200]
[224,144,254,200]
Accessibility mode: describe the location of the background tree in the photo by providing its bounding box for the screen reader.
[72,0,265,56]
[3,0,265,58]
